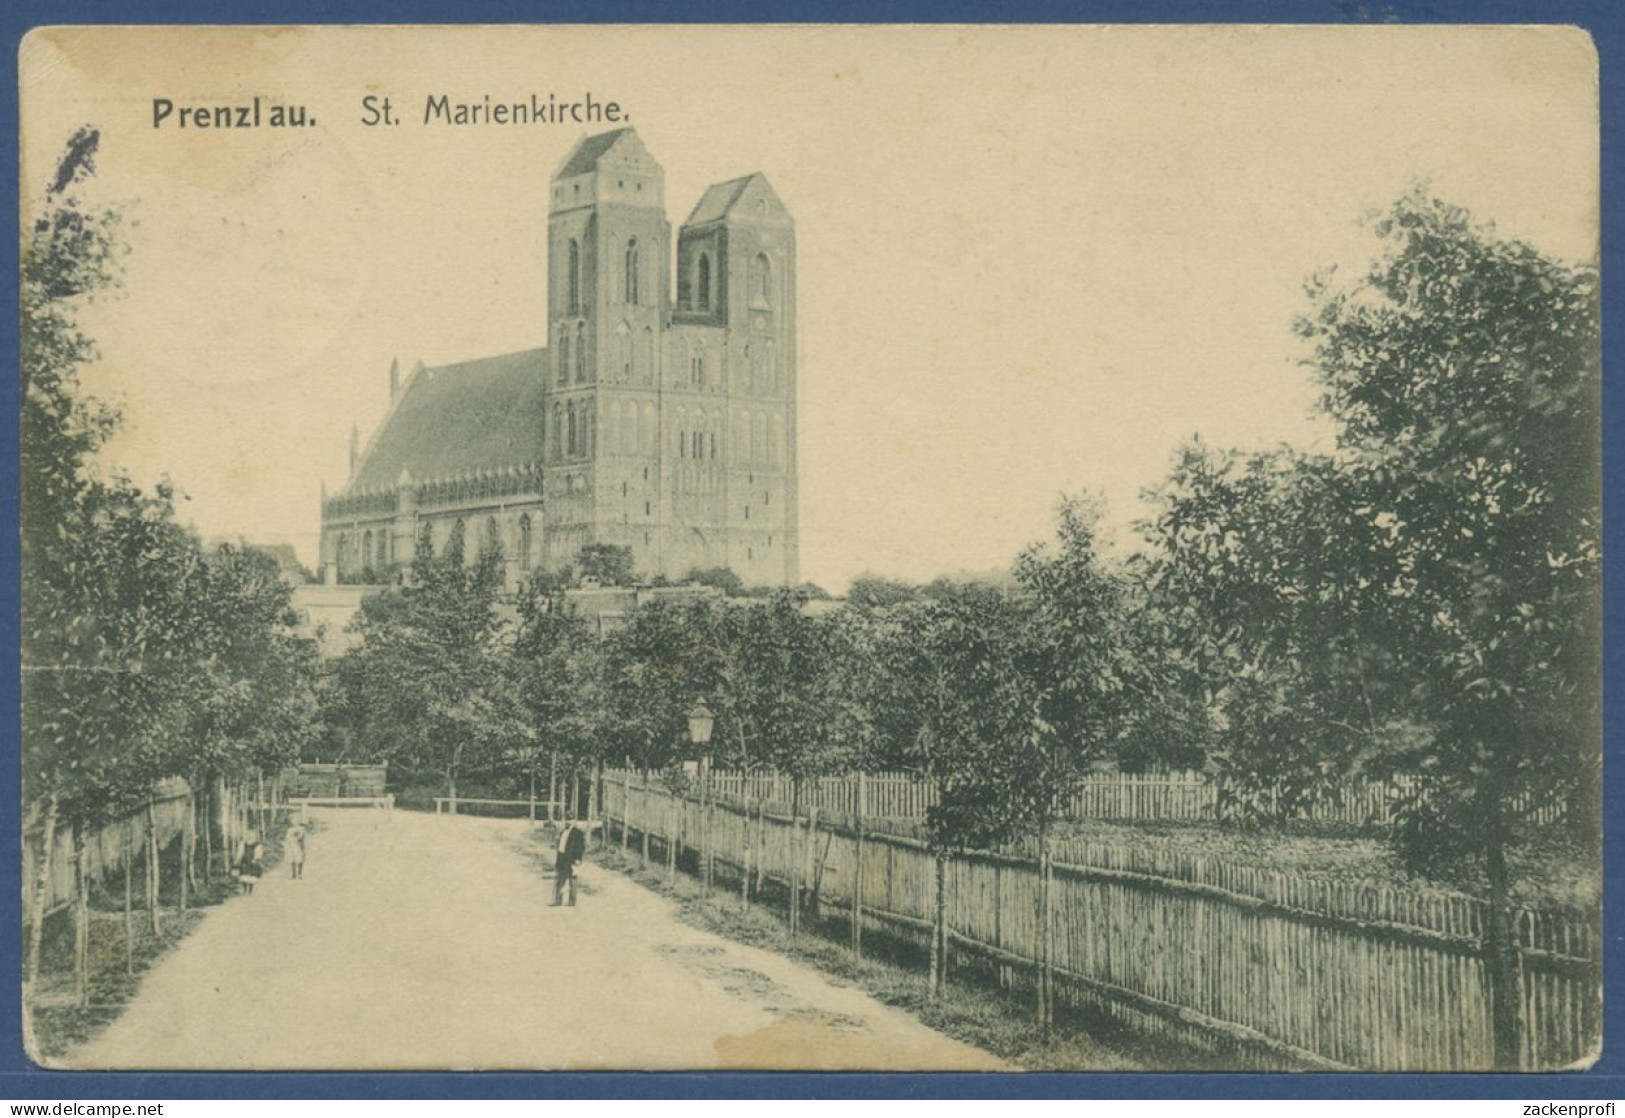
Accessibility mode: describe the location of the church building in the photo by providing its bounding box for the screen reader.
[319,128,798,591]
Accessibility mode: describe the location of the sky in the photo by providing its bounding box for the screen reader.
[19,25,1599,593]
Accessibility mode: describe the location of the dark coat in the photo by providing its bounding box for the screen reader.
[562,824,587,863]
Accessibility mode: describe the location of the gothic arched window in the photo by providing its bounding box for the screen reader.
[567,240,581,315]
[751,253,771,307]
[692,352,705,388]
[567,400,578,457]
[518,514,533,571]
[698,254,711,312]
[552,403,563,461]
[618,321,632,381]
[575,324,587,383]
[336,533,350,575]
[557,331,570,386]
[625,238,640,306]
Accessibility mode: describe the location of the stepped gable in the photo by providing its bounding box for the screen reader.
[349,347,548,491]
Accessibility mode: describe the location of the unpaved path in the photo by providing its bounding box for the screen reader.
[65,808,1005,1071]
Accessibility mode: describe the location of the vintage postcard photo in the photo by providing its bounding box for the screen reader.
[17,24,1600,1072]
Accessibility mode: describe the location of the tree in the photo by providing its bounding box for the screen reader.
[1143,190,1600,1067]
[685,566,744,597]
[1305,191,1598,1067]
[846,573,919,610]
[331,521,525,805]
[576,543,635,586]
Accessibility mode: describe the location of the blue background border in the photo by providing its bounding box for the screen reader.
[2,0,1620,1100]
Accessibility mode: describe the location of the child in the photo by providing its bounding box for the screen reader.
[285,822,307,879]
[235,834,265,894]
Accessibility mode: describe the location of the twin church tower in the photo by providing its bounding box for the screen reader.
[319,128,798,590]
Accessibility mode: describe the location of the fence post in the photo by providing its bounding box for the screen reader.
[852,772,865,959]
[621,767,631,851]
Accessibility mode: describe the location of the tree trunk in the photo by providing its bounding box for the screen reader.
[641,770,651,865]
[146,800,161,937]
[25,792,60,1011]
[549,752,558,823]
[621,767,631,851]
[201,784,214,883]
[701,764,713,893]
[185,790,198,890]
[808,808,827,923]
[123,824,134,976]
[666,795,677,881]
[741,799,753,910]
[1485,833,1524,1069]
[1037,826,1053,1030]
[852,772,866,959]
[72,823,88,1007]
[930,850,947,997]
[178,794,190,914]
[789,777,802,936]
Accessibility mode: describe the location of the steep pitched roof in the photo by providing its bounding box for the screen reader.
[683,173,791,227]
[686,177,754,225]
[349,348,547,491]
[555,128,639,178]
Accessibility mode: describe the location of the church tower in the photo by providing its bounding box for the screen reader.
[545,128,671,569]
[326,128,797,590]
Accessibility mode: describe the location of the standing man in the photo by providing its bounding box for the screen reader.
[552,817,588,906]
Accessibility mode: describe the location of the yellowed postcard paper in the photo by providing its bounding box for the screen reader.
[19,25,1600,1071]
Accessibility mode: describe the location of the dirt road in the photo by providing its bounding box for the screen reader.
[65,808,1005,1071]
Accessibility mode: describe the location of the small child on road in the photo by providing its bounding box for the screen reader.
[286,821,308,879]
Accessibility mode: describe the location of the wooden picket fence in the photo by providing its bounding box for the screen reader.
[601,770,1599,1071]
[704,769,1566,828]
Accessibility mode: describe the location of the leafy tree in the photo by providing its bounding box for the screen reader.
[331,521,525,803]
[712,593,845,779]
[846,573,919,610]
[1143,190,1600,1066]
[685,566,744,597]
[576,542,635,586]
[599,598,725,774]
[511,576,606,798]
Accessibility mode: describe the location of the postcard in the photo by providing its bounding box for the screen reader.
[18,24,1601,1072]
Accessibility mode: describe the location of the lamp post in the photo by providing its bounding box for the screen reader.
[687,700,715,891]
